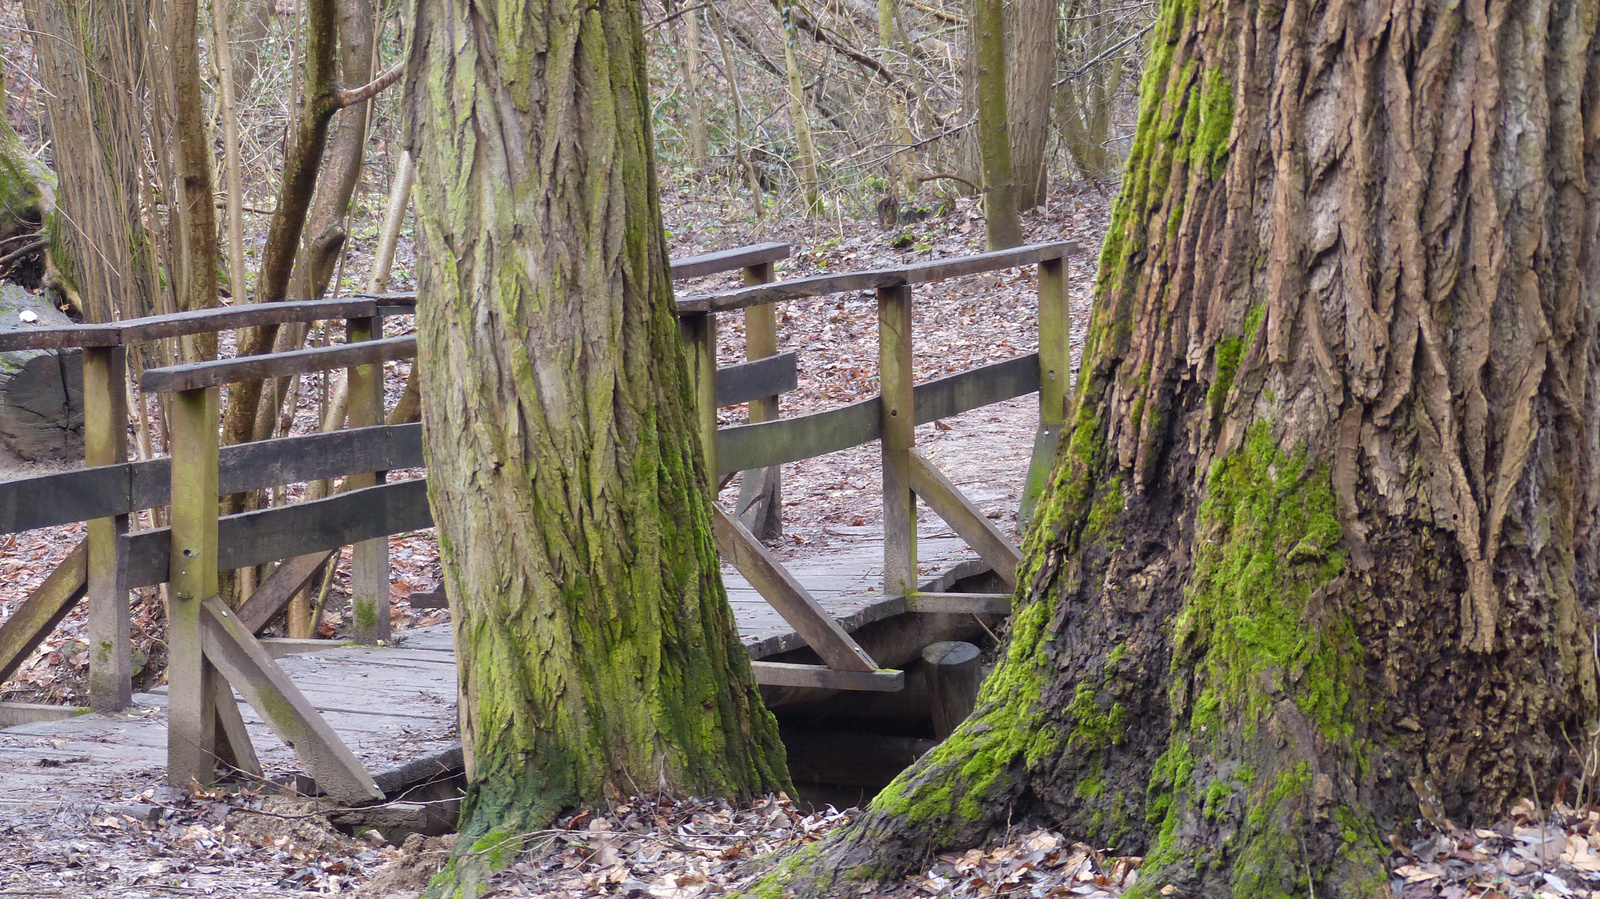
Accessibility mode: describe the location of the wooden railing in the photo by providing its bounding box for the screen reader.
[0,236,1082,794]
[0,244,788,795]
[676,240,1078,692]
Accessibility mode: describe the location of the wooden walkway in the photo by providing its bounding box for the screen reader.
[0,531,989,819]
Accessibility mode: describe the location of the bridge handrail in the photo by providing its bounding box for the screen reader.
[0,242,794,354]
[675,240,1077,314]
[0,298,384,353]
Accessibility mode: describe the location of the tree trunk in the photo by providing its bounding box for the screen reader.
[0,74,51,291]
[780,0,824,213]
[219,0,344,454]
[974,0,1019,248]
[1005,0,1052,209]
[405,0,790,892]
[669,0,710,170]
[880,0,919,203]
[231,0,275,96]
[170,0,221,360]
[759,0,1600,891]
[24,0,160,324]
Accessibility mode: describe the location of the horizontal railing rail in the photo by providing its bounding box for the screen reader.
[0,298,388,353]
[715,353,1042,476]
[0,424,425,534]
[674,241,1075,314]
[141,335,418,393]
[123,480,432,589]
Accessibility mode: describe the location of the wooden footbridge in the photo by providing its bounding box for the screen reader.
[0,239,1079,805]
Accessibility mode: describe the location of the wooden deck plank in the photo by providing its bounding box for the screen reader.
[0,531,1002,816]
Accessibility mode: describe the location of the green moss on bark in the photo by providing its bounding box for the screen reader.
[1130,424,1379,898]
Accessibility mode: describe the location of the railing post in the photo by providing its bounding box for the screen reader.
[346,315,390,645]
[680,312,718,482]
[878,284,917,595]
[84,345,131,712]
[1021,255,1068,528]
[736,261,783,539]
[168,384,221,788]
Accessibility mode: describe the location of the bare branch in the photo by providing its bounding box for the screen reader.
[334,59,405,108]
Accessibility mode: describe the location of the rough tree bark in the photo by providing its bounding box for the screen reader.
[0,73,53,290]
[25,0,160,323]
[405,0,790,893]
[974,0,1020,248]
[756,0,1600,892]
[779,0,824,213]
[1006,0,1052,209]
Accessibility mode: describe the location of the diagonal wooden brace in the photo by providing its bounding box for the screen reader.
[908,449,1021,589]
[236,551,337,634]
[712,507,879,672]
[0,541,87,684]
[198,597,383,803]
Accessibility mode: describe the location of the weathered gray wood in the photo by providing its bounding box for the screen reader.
[0,323,120,352]
[908,449,1020,588]
[736,261,785,541]
[905,592,1013,614]
[197,598,384,802]
[712,506,878,672]
[922,641,983,738]
[680,313,718,478]
[670,241,791,280]
[83,345,131,712]
[259,637,334,659]
[211,677,263,780]
[346,317,390,646]
[123,480,433,588]
[141,336,417,393]
[0,541,86,684]
[899,241,1078,285]
[715,352,798,408]
[750,661,903,692]
[879,285,917,596]
[167,387,221,789]
[238,551,339,633]
[912,354,1041,425]
[0,299,382,352]
[1023,255,1069,527]
[119,300,381,344]
[677,269,905,314]
[0,424,423,535]
[0,464,133,534]
[0,702,89,727]
[218,424,423,497]
[713,355,1043,479]
[716,397,882,477]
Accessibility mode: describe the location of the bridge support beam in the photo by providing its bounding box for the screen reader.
[84,345,132,712]
[878,284,917,596]
[1021,255,1069,528]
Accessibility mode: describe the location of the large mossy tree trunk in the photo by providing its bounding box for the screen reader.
[405,0,790,894]
[760,0,1600,892]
